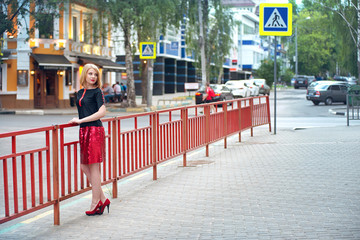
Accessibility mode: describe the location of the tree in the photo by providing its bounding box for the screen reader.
[185,0,237,85]
[0,0,63,109]
[0,0,62,55]
[107,1,139,107]
[287,10,336,77]
[256,59,280,87]
[135,0,185,104]
[302,0,359,78]
[207,0,236,83]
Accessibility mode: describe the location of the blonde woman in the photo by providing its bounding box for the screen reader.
[69,64,110,215]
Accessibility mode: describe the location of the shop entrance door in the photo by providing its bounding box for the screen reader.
[34,70,58,108]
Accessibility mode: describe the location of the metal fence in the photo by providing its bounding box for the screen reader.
[0,96,271,225]
[347,94,360,126]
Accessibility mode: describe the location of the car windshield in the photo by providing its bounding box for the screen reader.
[254,80,265,85]
[197,85,220,92]
[315,84,330,90]
[211,85,221,91]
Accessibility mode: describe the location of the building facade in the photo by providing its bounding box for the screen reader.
[0,1,124,109]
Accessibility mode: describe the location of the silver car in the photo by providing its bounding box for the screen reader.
[306,82,348,105]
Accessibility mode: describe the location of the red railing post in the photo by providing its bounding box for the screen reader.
[238,100,242,142]
[223,102,228,149]
[205,105,210,157]
[112,118,118,198]
[11,136,18,214]
[181,108,187,166]
[152,113,158,180]
[266,95,272,132]
[52,125,60,225]
[250,98,254,137]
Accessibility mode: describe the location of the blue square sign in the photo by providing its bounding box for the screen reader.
[140,42,156,59]
[260,3,292,36]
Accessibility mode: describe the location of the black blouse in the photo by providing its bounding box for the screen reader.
[76,88,105,128]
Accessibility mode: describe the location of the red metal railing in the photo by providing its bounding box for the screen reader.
[0,96,271,225]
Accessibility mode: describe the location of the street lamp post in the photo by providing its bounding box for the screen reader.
[295,17,310,77]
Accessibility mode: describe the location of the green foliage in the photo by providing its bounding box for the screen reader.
[281,68,294,85]
[185,0,237,83]
[287,10,336,77]
[255,59,280,87]
[299,0,358,77]
[0,0,63,36]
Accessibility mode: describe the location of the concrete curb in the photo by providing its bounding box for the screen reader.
[0,110,16,115]
[108,101,192,113]
[329,108,346,116]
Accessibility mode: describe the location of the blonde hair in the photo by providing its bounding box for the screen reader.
[80,64,102,88]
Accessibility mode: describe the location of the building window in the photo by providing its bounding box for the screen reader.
[244,24,254,35]
[38,14,54,39]
[83,19,90,43]
[73,16,78,42]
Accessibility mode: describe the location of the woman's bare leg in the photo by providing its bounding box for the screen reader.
[80,164,92,185]
[89,163,106,210]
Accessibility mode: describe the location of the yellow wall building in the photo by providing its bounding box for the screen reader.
[0,1,125,109]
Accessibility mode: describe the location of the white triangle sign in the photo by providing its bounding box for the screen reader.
[143,45,153,55]
[265,8,287,28]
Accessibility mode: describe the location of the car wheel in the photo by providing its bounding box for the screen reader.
[312,101,320,105]
[325,97,333,105]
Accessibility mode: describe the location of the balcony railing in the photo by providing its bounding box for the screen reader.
[28,39,112,57]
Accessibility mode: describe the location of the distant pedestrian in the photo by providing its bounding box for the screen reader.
[68,64,110,216]
[113,81,122,102]
[202,82,216,113]
[102,82,115,103]
[120,83,127,100]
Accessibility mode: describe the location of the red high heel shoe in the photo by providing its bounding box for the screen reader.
[98,198,110,214]
[85,200,103,216]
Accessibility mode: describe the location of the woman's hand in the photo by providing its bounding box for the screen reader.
[68,117,82,125]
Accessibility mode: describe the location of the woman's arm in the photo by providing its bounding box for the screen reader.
[69,105,106,125]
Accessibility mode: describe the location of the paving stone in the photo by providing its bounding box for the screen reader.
[1,126,360,239]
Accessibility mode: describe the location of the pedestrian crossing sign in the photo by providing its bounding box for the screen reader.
[140,42,156,59]
[259,3,292,36]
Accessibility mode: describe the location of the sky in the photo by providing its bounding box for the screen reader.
[266,0,302,4]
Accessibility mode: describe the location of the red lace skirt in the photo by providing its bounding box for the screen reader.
[79,126,105,164]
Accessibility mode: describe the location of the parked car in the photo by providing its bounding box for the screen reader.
[225,80,251,98]
[253,78,270,95]
[243,80,260,96]
[294,75,309,89]
[305,75,316,86]
[306,82,348,105]
[333,76,358,86]
[195,84,234,104]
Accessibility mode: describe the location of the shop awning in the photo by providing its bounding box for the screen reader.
[1,51,11,60]
[79,57,126,72]
[32,54,72,69]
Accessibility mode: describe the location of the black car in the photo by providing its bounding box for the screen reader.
[294,75,309,89]
[195,84,234,104]
[306,82,348,105]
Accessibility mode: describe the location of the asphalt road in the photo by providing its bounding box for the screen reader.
[0,89,349,132]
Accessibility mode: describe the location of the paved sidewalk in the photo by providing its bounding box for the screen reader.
[1,124,359,239]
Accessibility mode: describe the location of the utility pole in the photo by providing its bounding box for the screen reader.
[198,0,207,86]
[295,25,298,77]
[274,37,277,135]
